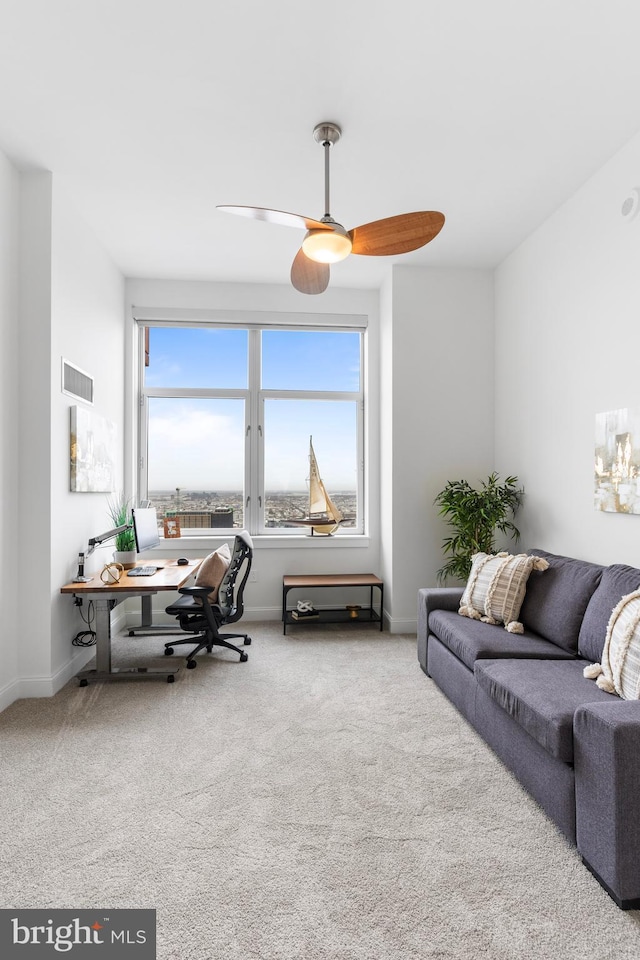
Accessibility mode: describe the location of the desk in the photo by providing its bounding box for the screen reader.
[61,559,201,685]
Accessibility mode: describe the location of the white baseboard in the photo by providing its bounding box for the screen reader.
[1,646,95,708]
[0,678,22,713]
[384,615,417,635]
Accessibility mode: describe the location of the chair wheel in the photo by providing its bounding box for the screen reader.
[186,660,197,669]
[164,647,174,656]
[244,637,252,645]
[79,678,88,687]
[167,674,175,683]
[240,652,248,662]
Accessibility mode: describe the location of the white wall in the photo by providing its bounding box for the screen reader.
[0,149,20,703]
[0,164,126,709]
[381,266,495,629]
[49,184,126,680]
[18,173,54,686]
[495,129,640,566]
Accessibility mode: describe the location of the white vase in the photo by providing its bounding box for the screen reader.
[114,549,137,569]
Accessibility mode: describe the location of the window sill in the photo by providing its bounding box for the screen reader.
[149,534,370,552]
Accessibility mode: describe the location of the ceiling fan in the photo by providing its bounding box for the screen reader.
[217,122,445,295]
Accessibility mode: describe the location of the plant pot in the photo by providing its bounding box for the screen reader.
[114,550,137,569]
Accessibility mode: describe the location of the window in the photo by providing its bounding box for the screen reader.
[138,320,365,536]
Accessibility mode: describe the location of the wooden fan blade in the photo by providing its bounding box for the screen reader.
[217,205,331,231]
[291,248,330,295]
[349,211,445,256]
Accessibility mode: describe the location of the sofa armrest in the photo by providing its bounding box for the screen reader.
[417,587,464,674]
[574,700,640,907]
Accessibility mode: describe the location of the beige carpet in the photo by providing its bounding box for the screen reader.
[1,622,639,959]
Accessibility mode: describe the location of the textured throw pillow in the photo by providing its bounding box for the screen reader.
[583,590,640,699]
[459,552,550,634]
[194,542,232,603]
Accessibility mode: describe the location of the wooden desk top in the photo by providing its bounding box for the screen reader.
[283,573,382,588]
[61,559,202,595]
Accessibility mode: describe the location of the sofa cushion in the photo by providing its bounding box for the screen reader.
[474,659,615,762]
[429,609,576,672]
[459,552,549,633]
[578,564,640,663]
[519,550,603,653]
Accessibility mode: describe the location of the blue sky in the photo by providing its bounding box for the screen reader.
[146,328,360,490]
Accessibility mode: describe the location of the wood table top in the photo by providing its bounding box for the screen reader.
[61,559,202,594]
[282,573,382,588]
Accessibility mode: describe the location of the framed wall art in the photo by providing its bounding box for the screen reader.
[70,405,116,492]
[594,407,640,514]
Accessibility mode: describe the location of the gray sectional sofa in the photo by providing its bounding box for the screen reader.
[417,549,640,909]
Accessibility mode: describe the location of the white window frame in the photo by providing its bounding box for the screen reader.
[134,310,366,537]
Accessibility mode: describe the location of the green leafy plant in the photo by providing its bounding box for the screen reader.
[107,492,136,552]
[434,473,524,583]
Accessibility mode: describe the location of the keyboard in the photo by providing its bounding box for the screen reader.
[126,566,159,578]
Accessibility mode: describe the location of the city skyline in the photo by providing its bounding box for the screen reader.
[150,487,357,529]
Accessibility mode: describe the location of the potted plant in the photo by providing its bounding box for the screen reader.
[107,492,137,568]
[434,473,524,583]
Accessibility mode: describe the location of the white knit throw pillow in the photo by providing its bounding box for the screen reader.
[583,590,640,698]
[459,552,550,634]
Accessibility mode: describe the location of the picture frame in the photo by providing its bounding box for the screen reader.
[595,408,640,514]
[69,405,116,492]
[163,517,181,538]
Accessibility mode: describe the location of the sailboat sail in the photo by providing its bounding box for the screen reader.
[287,437,343,534]
[307,437,343,534]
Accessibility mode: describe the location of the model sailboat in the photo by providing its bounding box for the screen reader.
[294,436,344,535]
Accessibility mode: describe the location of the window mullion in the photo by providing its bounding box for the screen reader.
[248,329,261,534]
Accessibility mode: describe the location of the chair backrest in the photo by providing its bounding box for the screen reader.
[217,530,253,622]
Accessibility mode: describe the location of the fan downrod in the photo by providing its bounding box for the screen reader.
[313,122,341,146]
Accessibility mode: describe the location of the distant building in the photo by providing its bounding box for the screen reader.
[167,508,235,528]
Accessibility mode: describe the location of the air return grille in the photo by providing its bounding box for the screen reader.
[62,359,94,404]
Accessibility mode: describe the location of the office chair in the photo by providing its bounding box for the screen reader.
[164,530,253,669]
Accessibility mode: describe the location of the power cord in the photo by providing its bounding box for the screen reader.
[72,599,96,647]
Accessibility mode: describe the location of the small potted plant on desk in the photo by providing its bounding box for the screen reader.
[107,493,137,569]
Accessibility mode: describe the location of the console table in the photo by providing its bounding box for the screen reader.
[282,573,384,634]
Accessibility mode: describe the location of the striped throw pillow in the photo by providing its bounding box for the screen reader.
[459,552,550,634]
[585,590,640,699]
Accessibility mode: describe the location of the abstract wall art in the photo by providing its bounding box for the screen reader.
[594,408,640,514]
[70,405,116,492]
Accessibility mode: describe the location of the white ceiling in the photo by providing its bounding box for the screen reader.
[2,0,640,291]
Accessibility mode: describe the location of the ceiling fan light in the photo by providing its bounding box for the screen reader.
[302,228,352,264]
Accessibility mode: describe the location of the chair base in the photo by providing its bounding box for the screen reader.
[164,632,251,668]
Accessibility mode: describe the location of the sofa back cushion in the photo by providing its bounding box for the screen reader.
[518,550,603,653]
[578,564,640,662]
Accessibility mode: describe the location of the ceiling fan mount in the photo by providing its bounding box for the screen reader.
[312,121,342,146]
[217,121,444,295]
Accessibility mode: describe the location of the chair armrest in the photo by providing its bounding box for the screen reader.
[417,587,464,673]
[574,700,640,907]
[178,585,210,598]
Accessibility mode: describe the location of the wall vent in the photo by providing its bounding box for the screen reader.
[62,358,94,405]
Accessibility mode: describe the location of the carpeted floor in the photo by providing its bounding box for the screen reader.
[1,621,639,958]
